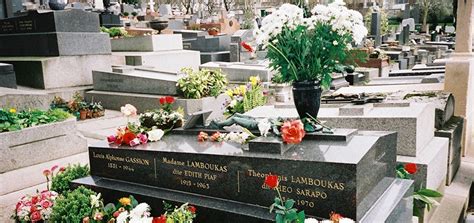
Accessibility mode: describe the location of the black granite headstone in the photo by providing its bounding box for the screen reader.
[82,130,398,221]
[0,63,16,89]
[370,12,381,46]
[0,10,100,34]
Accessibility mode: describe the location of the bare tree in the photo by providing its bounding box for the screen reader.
[420,0,438,33]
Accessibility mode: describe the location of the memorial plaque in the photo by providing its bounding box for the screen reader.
[88,131,397,220]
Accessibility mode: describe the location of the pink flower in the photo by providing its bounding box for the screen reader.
[41,200,52,209]
[129,138,140,147]
[51,165,59,172]
[30,211,41,222]
[137,133,148,144]
[107,135,116,144]
[120,104,137,117]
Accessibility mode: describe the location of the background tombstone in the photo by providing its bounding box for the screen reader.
[402,18,415,32]
[371,11,381,46]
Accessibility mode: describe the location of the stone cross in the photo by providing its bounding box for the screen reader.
[444,0,474,158]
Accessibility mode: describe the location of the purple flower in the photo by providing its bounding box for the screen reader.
[129,138,140,147]
[137,133,148,144]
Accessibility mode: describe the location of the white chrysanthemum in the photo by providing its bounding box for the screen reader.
[116,211,129,223]
[129,203,150,218]
[304,218,319,223]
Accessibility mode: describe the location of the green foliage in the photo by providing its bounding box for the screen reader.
[396,164,413,179]
[50,186,96,223]
[270,197,305,223]
[1,108,72,133]
[243,85,266,112]
[100,27,129,38]
[163,202,197,222]
[267,23,352,89]
[0,108,21,132]
[51,164,90,195]
[413,188,443,217]
[177,68,228,99]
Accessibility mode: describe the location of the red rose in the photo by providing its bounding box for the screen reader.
[30,204,37,212]
[30,211,41,222]
[264,174,279,189]
[153,215,167,223]
[165,96,175,104]
[41,200,52,209]
[188,205,196,214]
[404,163,417,174]
[31,196,39,204]
[241,41,254,52]
[281,120,305,144]
[122,132,136,146]
[159,97,166,105]
[59,167,66,172]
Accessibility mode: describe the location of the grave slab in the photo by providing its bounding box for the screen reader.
[245,103,435,157]
[0,55,112,89]
[92,69,179,95]
[0,119,88,173]
[76,130,398,221]
[201,51,231,63]
[114,50,200,73]
[0,32,111,57]
[397,136,449,191]
[200,61,273,82]
[110,34,183,52]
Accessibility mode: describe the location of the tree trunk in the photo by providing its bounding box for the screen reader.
[422,8,429,34]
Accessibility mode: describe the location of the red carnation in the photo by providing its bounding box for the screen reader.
[153,215,167,223]
[122,132,137,146]
[59,167,66,172]
[264,174,279,189]
[188,205,196,214]
[159,97,166,105]
[404,163,417,174]
[51,165,59,172]
[165,96,175,104]
[241,41,254,53]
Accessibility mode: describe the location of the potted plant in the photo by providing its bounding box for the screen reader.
[91,102,105,118]
[78,102,88,120]
[255,2,367,120]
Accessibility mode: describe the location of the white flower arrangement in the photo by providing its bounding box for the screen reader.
[116,203,153,223]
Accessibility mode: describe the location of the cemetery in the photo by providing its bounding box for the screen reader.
[0,0,474,223]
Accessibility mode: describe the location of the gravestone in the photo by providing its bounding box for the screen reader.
[370,12,381,46]
[0,9,112,89]
[401,18,415,32]
[73,129,414,222]
[0,10,110,56]
[0,63,16,89]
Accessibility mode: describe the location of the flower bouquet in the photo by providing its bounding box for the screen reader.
[12,190,58,222]
[224,76,267,116]
[139,96,184,131]
[255,1,367,121]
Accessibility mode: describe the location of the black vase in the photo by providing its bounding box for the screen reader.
[292,81,322,120]
[49,0,67,10]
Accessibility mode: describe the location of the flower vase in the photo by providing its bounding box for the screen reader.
[292,81,322,120]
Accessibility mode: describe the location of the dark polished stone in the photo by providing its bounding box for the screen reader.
[0,9,100,34]
[435,116,464,185]
[84,130,397,220]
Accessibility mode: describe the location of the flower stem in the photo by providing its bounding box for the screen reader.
[276,187,284,207]
[267,43,299,82]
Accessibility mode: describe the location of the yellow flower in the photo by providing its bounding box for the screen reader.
[9,108,16,113]
[226,89,234,97]
[119,197,131,206]
[250,76,259,86]
[239,85,247,95]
